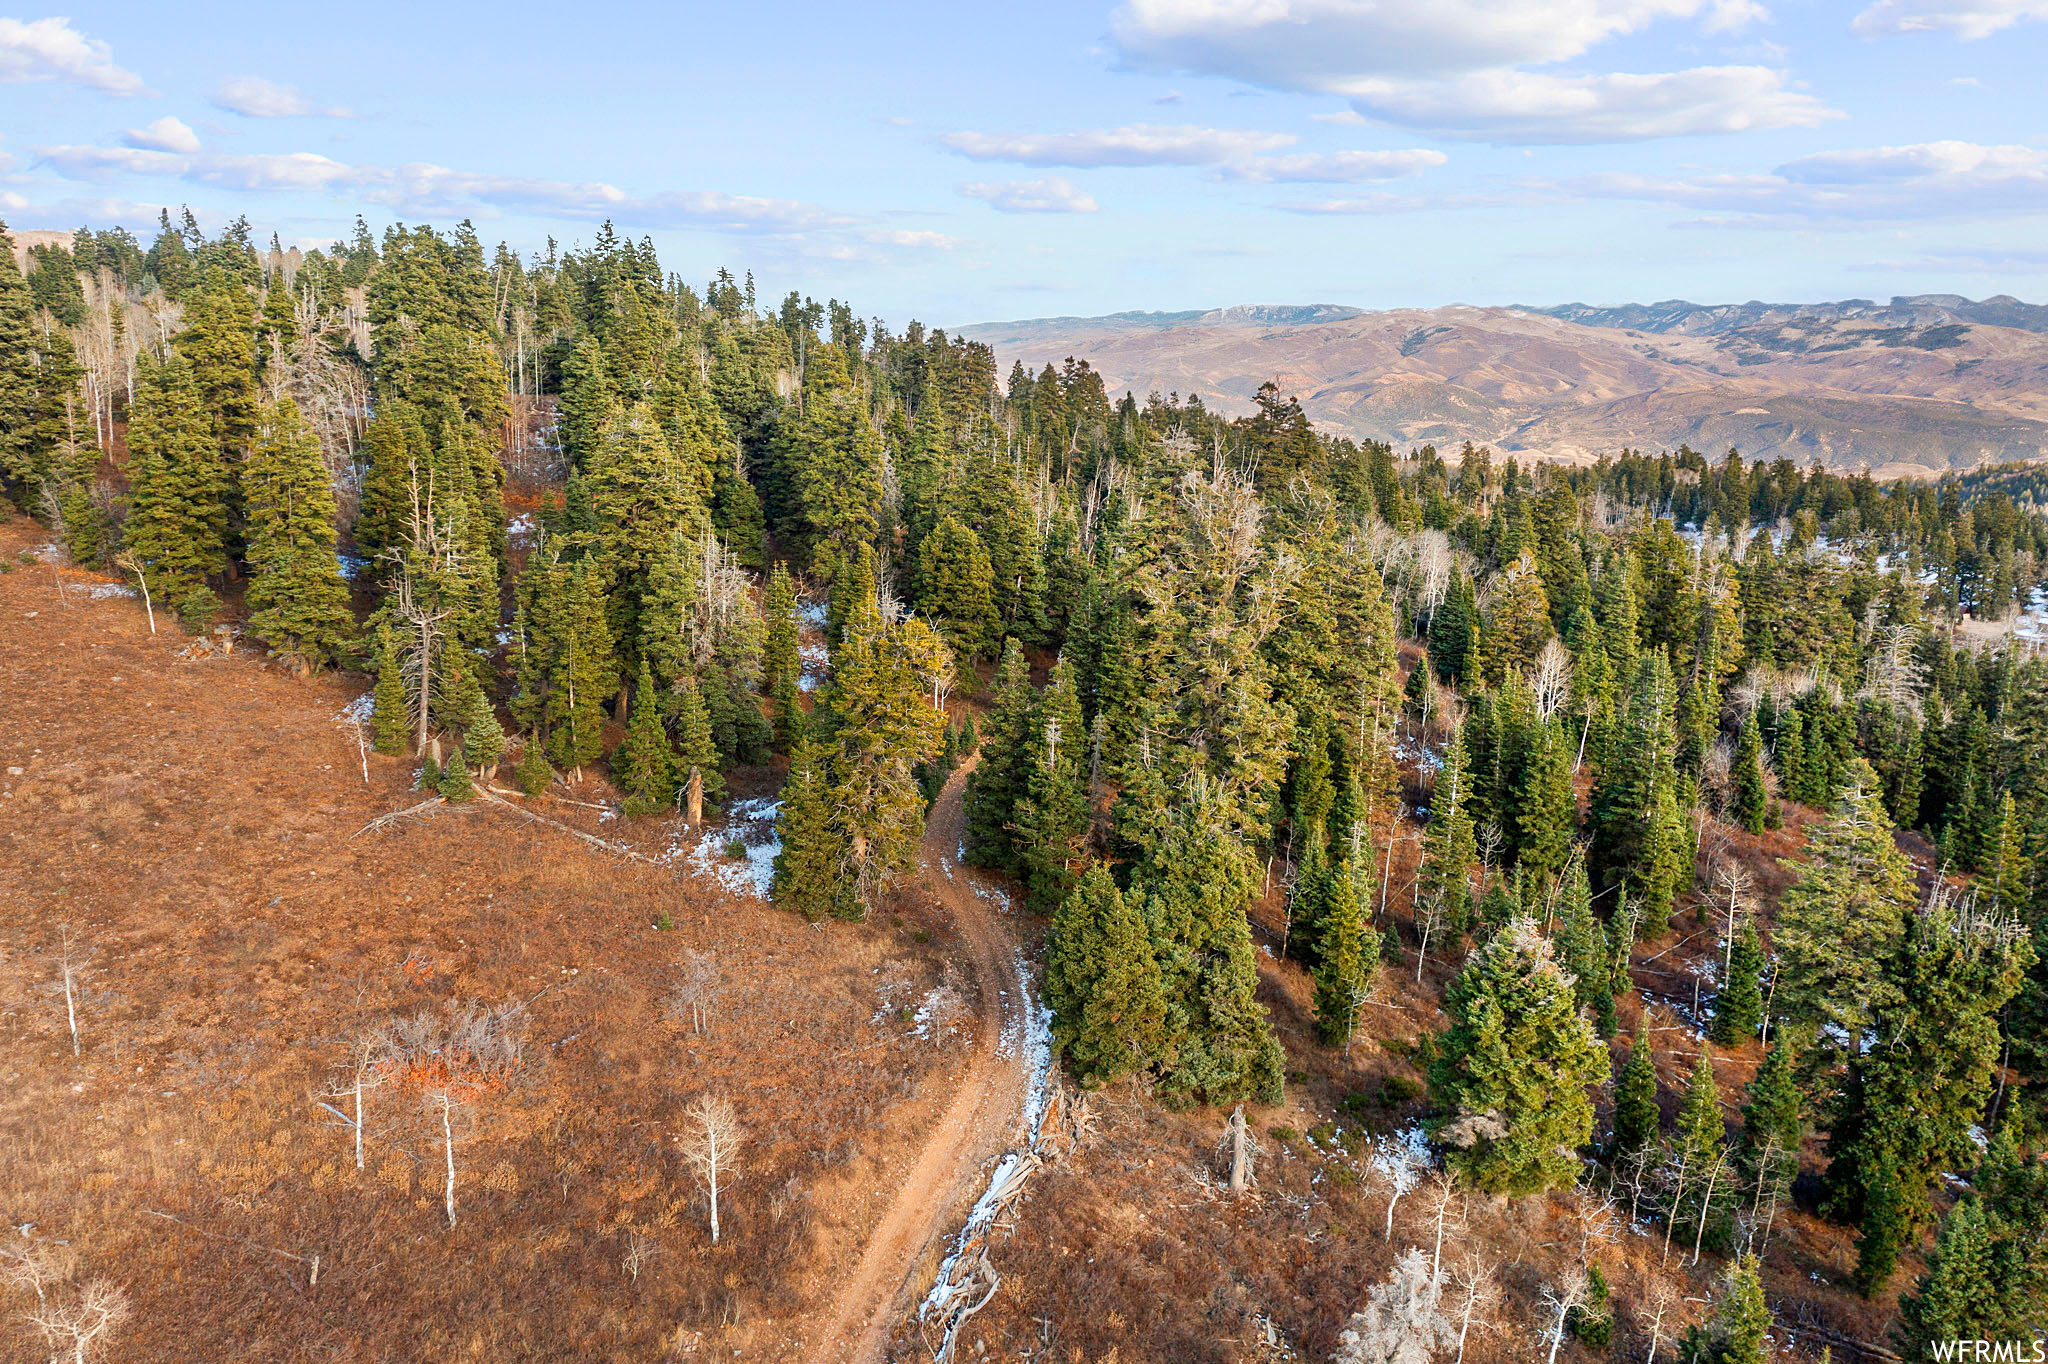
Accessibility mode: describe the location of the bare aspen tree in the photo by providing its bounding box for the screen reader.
[622,1230,660,1285]
[424,1086,470,1229]
[0,1241,76,1309]
[680,1095,743,1245]
[1710,860,1756,980]
[1370,1128,1431,1240]
[25,1279,129,1364]
[1539,1267,1589,1364]
[1448,1256,1499,1364]
[57,925,85,1058]
[112,551,154,634]
[320,1033,390,1172]
[1423,1171,1461,1278]
[1531,638,1573,719]
[664,950,721,1036]
[1638,1280,1684,1364]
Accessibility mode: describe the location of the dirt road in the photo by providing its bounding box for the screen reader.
[810,755,1033,1363]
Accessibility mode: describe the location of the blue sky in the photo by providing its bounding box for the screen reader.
[3,2,2046,324]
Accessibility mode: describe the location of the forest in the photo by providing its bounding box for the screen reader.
[4,209,2048,1362]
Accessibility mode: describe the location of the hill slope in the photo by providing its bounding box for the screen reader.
[957,296,2048,478]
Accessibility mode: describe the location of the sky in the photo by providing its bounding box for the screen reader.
[3,1,2047,326]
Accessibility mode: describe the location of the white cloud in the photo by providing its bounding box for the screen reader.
[35,138,862,238]
[1220,148,1447,182]
[1107,0,1834,143]
[1349,66,1839,143]
[1280,190,1520,214]
[0,17,143,94]
[1568,140,2048,219]
[961,177,1101,212]
[123,116,201,155]
[1852,0,2048,38]
[1311,110,1370,126]
[213,76,351,119]
[940,123,1294,167]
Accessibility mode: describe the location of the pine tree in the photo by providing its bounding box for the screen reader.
[1612,1019,1660,1161]
[1710,918,1766,1045]
[674,676,724,809]
[963,638,1033,869]
[1736,1041,1803,1232]
[1773,767,1916,1051]
[437,746,474,802]
[1429,918,1607,1194]
[772,737,847,920]
[762,563,805,750]
[1667,1048,1735,1255]
[1159,907,1287,1109]
[1417,729,1479,937]
[243,398,356,671]
[1512,718,1576,886]
[1312,859,1378,1047]
[617,661,677,816]
[513,739,555,796]
[1009,658,1090,910]
[371,625,411,755]
[123,355,226,628]
[1730,709,1767,833]
[0,223,42,503]
[1046,864,1167,1086]
[913,514,999,660]
[1897,1198,2000,1356]
[1680,1254,1771,1364]
[1554,861,1615,1035]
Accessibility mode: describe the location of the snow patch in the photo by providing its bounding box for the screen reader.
[506,513,536,537]
[65,581,137,600]
[336,553,372,581]
[336,692,376,724]
[798,642,829,692]
[659,797,782,899]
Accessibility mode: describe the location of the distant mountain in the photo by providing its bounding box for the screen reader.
[954,296,2048,479]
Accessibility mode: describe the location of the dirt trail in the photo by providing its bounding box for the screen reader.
[810,755,1032,1364]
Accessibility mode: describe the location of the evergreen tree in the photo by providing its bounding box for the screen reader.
[1680,1254,1771,1364]
[1554,861,1615,1035]
[243,398,356,671]
[1730,709,1768,833]
[1736,1041,1803,1232]
[762,563,805,750]
[1008,658,1090,910]
[1773,767,1916,1052]
[1667,1048,1735,1254]
[437,745,474,802]
[513,738,555,796]
[1512,718,1575,886]
[1417,729,1479,936]
[1312,859,1378,1047]
[123,355,226,628]
[912,513,1000,660]
[1712,916,1767,1046]
[675,676,725,807]
[1897,1196,2000,1355]
[963,638,1033,869]
[1429,919,1607,1194]
[1612,1018,1661,1160]
[772,737,847,920]
[617,661,678,816]
[371,624,411,755]
[1046,864,1167,1086]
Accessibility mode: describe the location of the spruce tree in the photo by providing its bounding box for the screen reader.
[1159,908,1286,1109]
[1667,1048,1735,1254]
[1312,859,1378,1048]
[1730,709,1767,833]
[1512,718,1575,886]
[1008,658,1090,911]
[1612,1019,1661,1161]
[243,398,356,671]
[1897,1198,2000,1356]
[123,354,226,628]
[912,513,1000,660]
[1554,861,1615,1035]
[1710,918,1766,1045]
[1774,767,1916,1051]
[762,563,805,750]
[1428,918,1607,1194]
[674,676,725,807]
[963,638,1033,870]
[617,661,678,816]
[0,223,42,502]
[513,739,555,796]
[1680,1254,1771,1364]
[1046,864,1167,1086]
[437,746,474,802]
[772,737,847,920]
[371,625,411,755]
[1736,1041,1803,1232]
[1417,729,1479,936]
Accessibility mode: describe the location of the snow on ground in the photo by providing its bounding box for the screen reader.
[506,513,536,537]
[65,581,137,600]
[336,553,372,581]
[798,642,829,692]
[659,797,781,899]
[336,692,376,724]
[797,599,828,629]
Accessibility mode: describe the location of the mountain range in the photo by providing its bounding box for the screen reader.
[956,296,2048,479]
